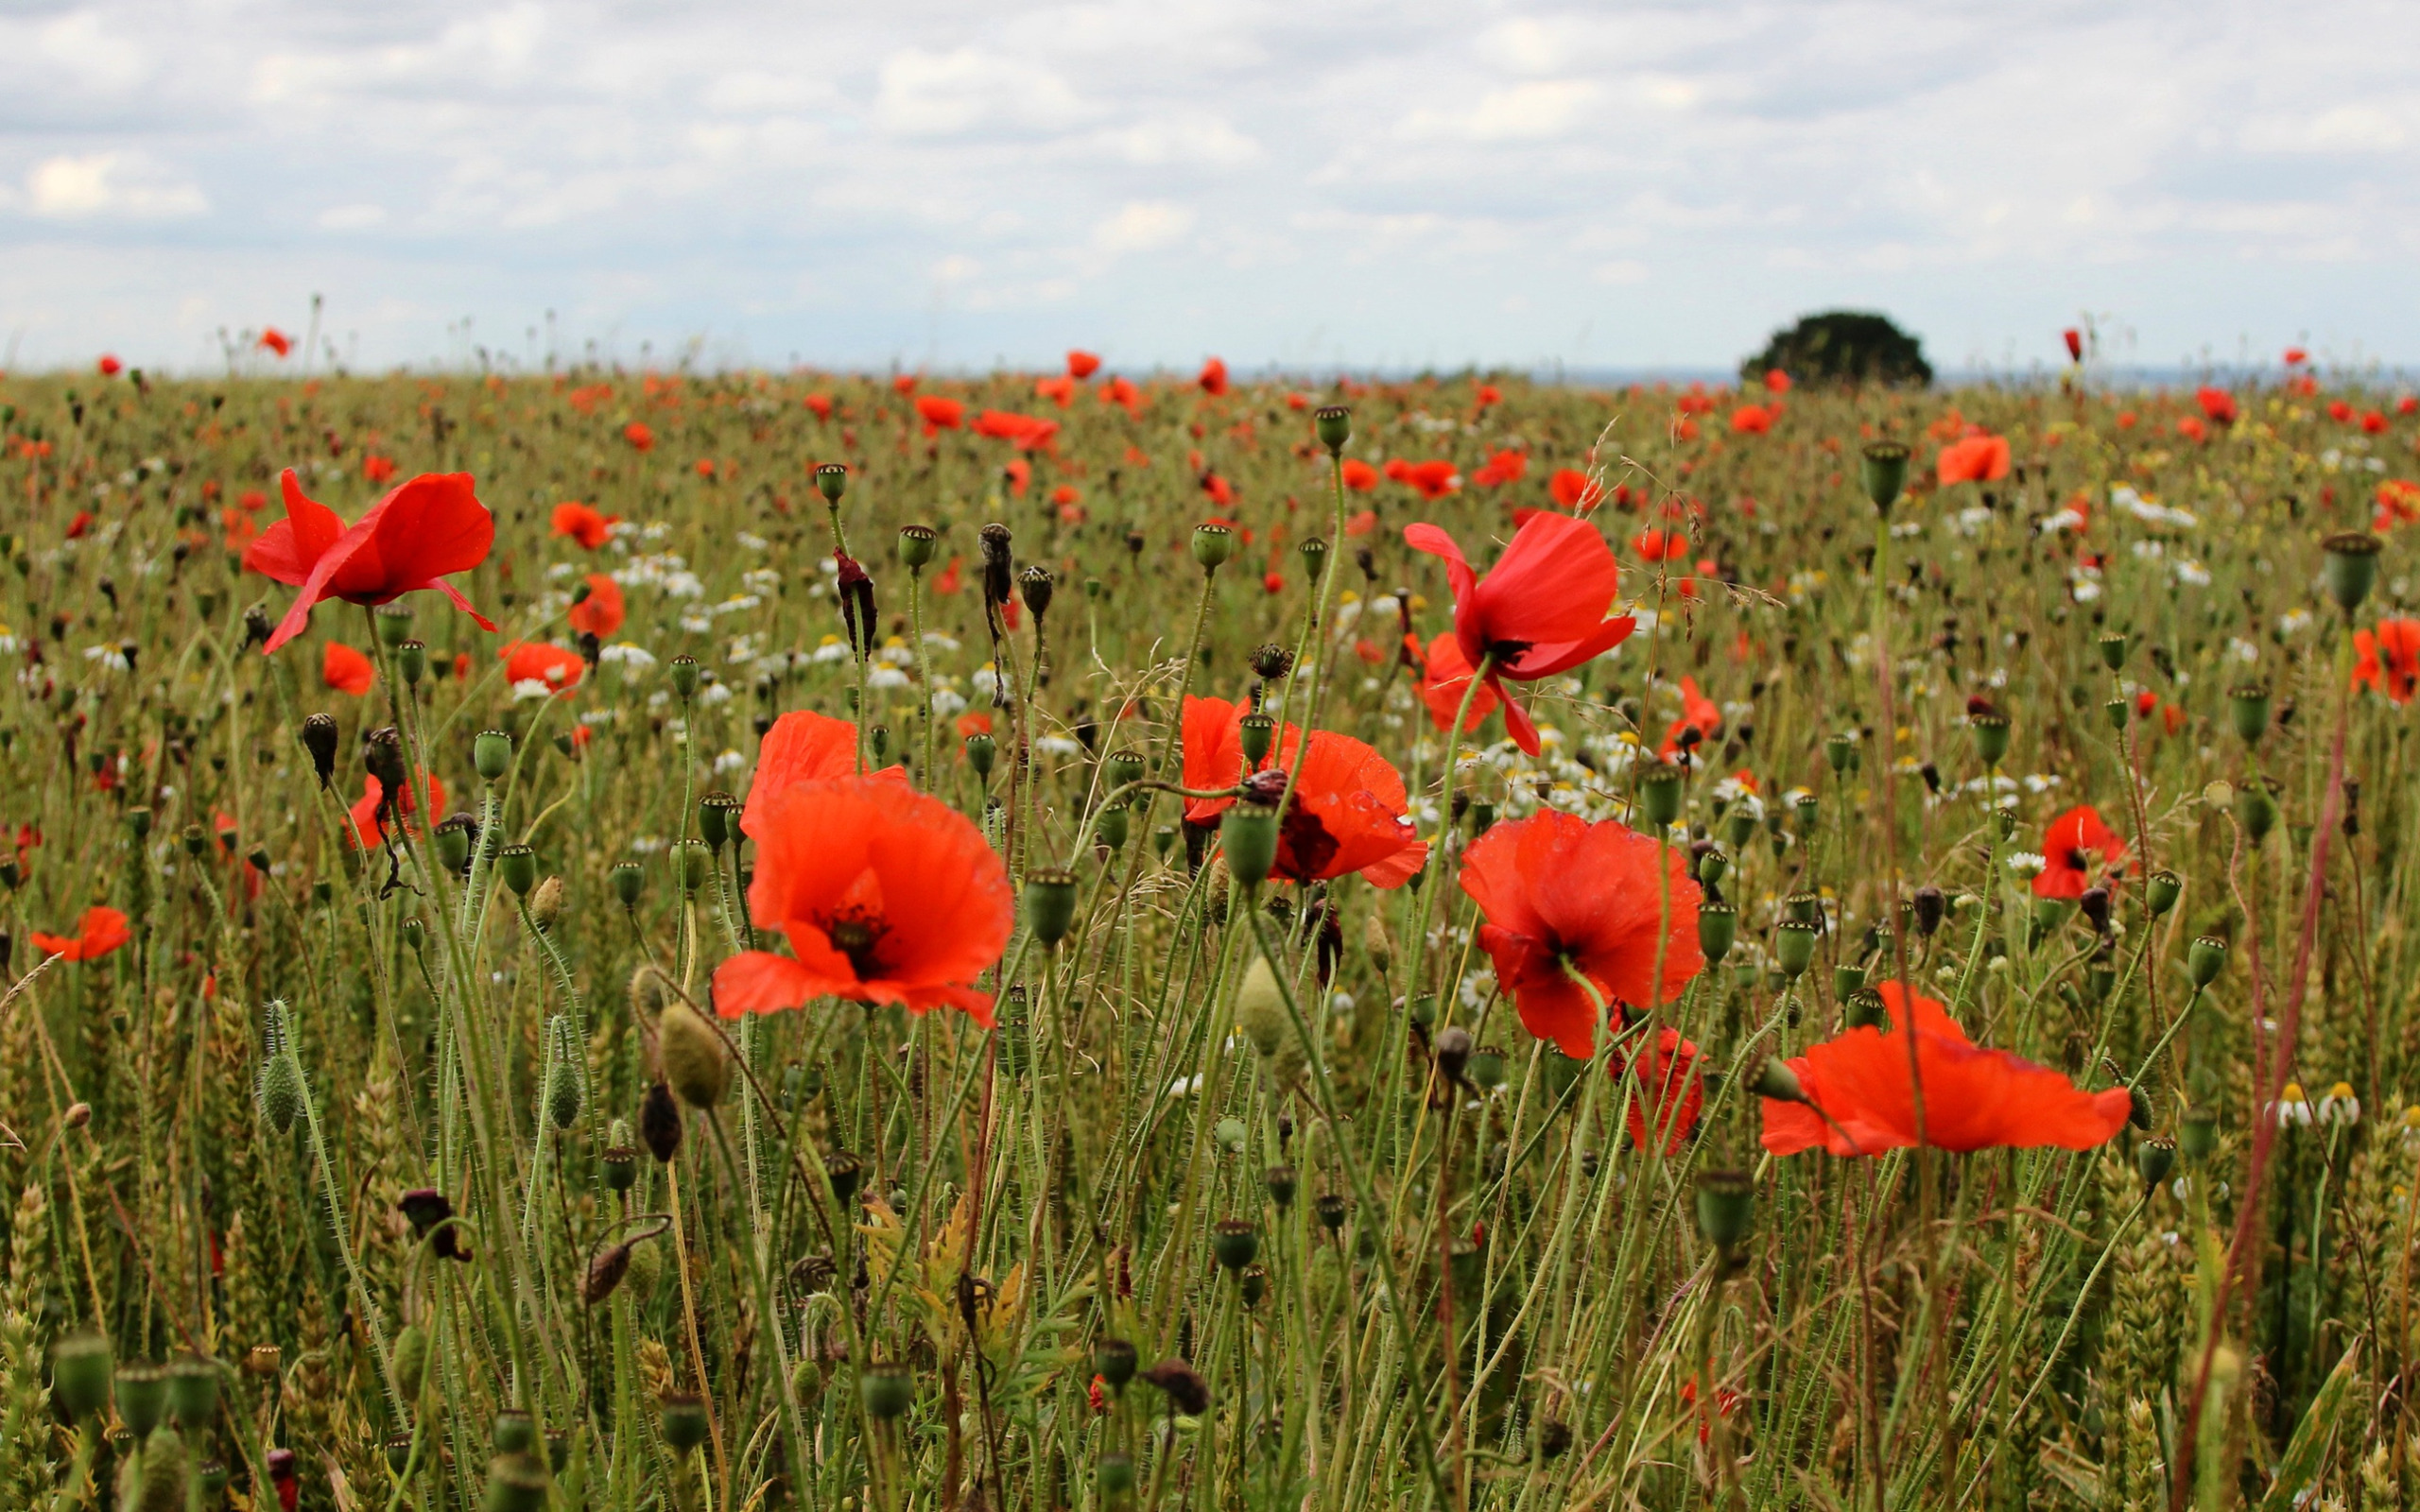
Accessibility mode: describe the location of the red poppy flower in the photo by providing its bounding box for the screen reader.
[363,455,397,484]
[915,394,965,434]
[1198,357,1229,396]
[31,905,131,963]
[1067,350,1101,379]
[2174,416,2208,443]
[741,710,907,836]
[1005,459,1032,496]
[2330,399,2355,422]
[1660,676,1720,759]
[1100,376,1143,417]
[1548,469,1604,512]
[1404,513,1634,755]
[66,510,95,540]
[260,327,293,357]
[97,354,122,377]
[323,642,374,696]
[347,770,445,849]
[1460,813,1701,1058]
[1760,983,2131,1156]
[1729,404,1772,435]
[1384,458,1460,500]
[1406,631,1501,732]
[1763,368,1792,393]
[955,711,992,738]
[2195,387,2238,426]
[1936,434,2012,486]
[245,469,497,654]
[2363,410,2389,434]
[973,409,1058,452]
[804,393,833,421]
[893,374,919,395]
[2374,480,2420,532]
[1475,383,1502,408]
[1633,528,1689,562]
[1611,1026,1703,1152]
[2031,805,2127,900]
[1340,459,1379,491]
[568,574,624,637]
[713,777,1012,1022]
[2284,346,2308,365]
[932,557,963,594]
[1471,449,1528,487]
[2354,619,2420,703]
[2063,328,2083,362]
[1034,374,1076,407]
[501,642,583,693]
[1180,696,1426,887]
[1345,508,1377,536]
[624,421,655,452]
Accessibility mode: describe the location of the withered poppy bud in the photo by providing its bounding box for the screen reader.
[585,1243,632,1305]
[301,713,339,789]
[979,523,1015,608]
[1434,1024,1473,1087]
[2078,885,2112,935]
[658,1000,729,1110]
[529,875,564,933]
[1140,1359,1210,1417]
[1910,885,1945,938]
[1250,644,1295,680]
[640,1081,683,1162]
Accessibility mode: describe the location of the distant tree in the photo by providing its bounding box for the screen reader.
[1742,311,1932,387]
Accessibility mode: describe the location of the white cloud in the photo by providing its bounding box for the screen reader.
[1404,79,1599,143]
[1094,200,1196,255]
[21,153,206,219]
[318,203,388,231]
[874,48,1092,137]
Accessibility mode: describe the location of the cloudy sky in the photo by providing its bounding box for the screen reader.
[3,1,2416,375]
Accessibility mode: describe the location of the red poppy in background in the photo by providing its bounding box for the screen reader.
[323,643,374,696]
[1475,383,1502,408]
[66,510,95,541]
[1763,368,1792,393]
[97,354,122,377]
[347,771,445,849]
[1936,434,2012,486]
[624,421,654,452]
[893,374,919,395]
[31,905,131,963]
[1633,528,1689,562]
[1384,458,1460,500]
[1340,459,1379,491]
[362,455,397,484]
[2195,387,2238,426]
[1345,508,1377,536]
[714,777,1012,1022]
[1198,357,1229,396]
[1406,631,1503,732]
[1729,404,1772,435]
[1100,376,1143,417]
[1034,374,1076,406]
[245,469,497,654]
[1459,811,1703,1059]
[973,409,1059,452]
[551,501,617,549]
[1404,512,1634,754]
[741,709,907,837]
[1611,1026,1703,1153]
[2375,480,2420,532]
[1471,449,1528,487]
[2285,346,2308,365]
[1178,696,1426,888]
[1761,983,2131,1156]
[568,574,624,638]
[2063,328,2083,362]
[502,642,584,692]
[1067,350,1101,379]
[804,393,833,421]
[2354,619,2420,703]
[260,327,293,357]
[2032,805,2127,899]
[915,395,966,434]
[1660,676,1720,759]
[1548,469,1604,512]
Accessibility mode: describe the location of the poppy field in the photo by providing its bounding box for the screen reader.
[0,350,2416,1511]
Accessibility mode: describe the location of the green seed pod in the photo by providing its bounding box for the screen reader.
[544,1016,584,1131]
[2097,631,2129,671]
[1104,747,1145,793]
[1099,1451,1138,1499]
[492,1408,537,1454]
[2188,935,2228,988]
[1695,1169,1755,1253]
[1191,523,1236,570]
[475,729,513,782]
[1264,1163,1298,1208]
[166,1354,220,1427]
[1211,1219,1259,1272]
[1858,441,1910,512]
[1697,902,1737,964]
[1237,713,1275,765]
[668,655,700,700]
[126,805,152,840]
[1825,732,1856,773]
[1832,960,1866,1001]
[2321,531,2382,614]
[1213,1116,1247,1153]
[2228,685,2271,744]
[1694,847,1728,887]
[393,1324,429,1400]
[1467,1044,1508,1091]
[1314,1193,1349,1231]
[1026,868,1080,948]
[1094,803,1130,852]
[1220,802,1280,889]
[673,840,713,895]
[2146,869,2182,917]
[601,1145,638,1194]
[115,1363,169,1437]
[697,791,738,850]
[2178,1108,2220,1164]
[659,1394,710,1453]
[610,860,644,908]
[1752,1057,1806,1104]
[859,1363,914,1421]
[965,731,996,779]
[50,1332,112,1424]
[498,844,538,897]
[1969,713,2010,767]
[401,915,426,954]
[1298,535,1328,581]
[825,1148,864,1204]
[1093,1337,1138,1390]
[1723,808,1757,849]
[180,821,205,857]
[481,1452,550,1512]
[2136,1137,2176,1194]
[1315,404,1352,455]
[658,1000,729,1111]
[376,604,413,646]
[1637,763,1683,827]
[897,524,938,570]
[2104,697,2128,731]
[2238,782,2277,841]
[1793,790,1820,831]
[397,638,426,685]
[1844,988,1886,1029]
[435,814,475,875]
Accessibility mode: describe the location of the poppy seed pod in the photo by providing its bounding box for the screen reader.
[1637,763,1684,826]
[639,1080,683,1162]
[115,1363,168,1437]
[1093,1336,1138,1390]
[825,1147,864,1204]
[2136,1137,2176,1194]
[1315,404,1352,455]
[667,654,700,700]
[2321,531,2382,613]
[1140,1359,1211,1417]
[1832,960,1866,1001]
[483,1452,551,1512]
[1212,1219,1259,1272]
[1753,1057,1806,1104]
[1314,1192,1349,1231]
[2188,935,2228,988]
[492,1409,537,1453]
[1019,564,1054,620]
[897,524,938,570]
[167,1353,220,1427]
[1220,801,1281,890]
[965,731,996,778]
[673,840,713,895]
[1094,803,1129,852]
[1191,524,1236,571]
[473,729,512,783]
[1843,988,1886,1029]
[51,1332,112,1423]
[397,638,426,685]
[1697,902,1737,963]
[1774,919,1819,978]
[815,462,849,504]
[659,1393,710,1453]
[1695,1168,1754,1254]
[2103,697,2128,732]
[1237,712,1275,765]
[601,1144,637,1193]
[435,813,475,874]
[2238,782,2277,841]
[2178,1108,2219,1164]
[2097,631,2129,671]
[1969,713,2010,767]
[697,791,740,851]
[658,1000,729,1110]
[1099,1452,1137,1499]
[610,860,643,908]
[2228,685,2271,744]
[302,713,339,789]
[859,1362,914,1420]
[1251,643,1295,680]
[1858,441,1910,512]
[2147,869,2182,917]
[1299,535,1328,580]
[1824,731,1856,773]
[1025,868,1079,947]
[498,844,538,897]
[1103,747,1145,793]
[1264,1163,1298,1208]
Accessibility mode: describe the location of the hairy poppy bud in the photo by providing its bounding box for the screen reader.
[1363,912,1394,976]
[2321,531,2381,613]
[393,1326,428,1400]
[585,1242,632,1306]
[544,1015,584,1130]
[1315,404,1352,455]
[51,1331,112,1423]
[302,713,339,789]
[1859,441,1910,512]
[659,1001,729,1110]
[897,524,937,570]
[255,1001,303,1134]
[640,1080,683,1163]
[1234,955,1288,1057]
[1753,1057,1806,1104]
[1191,524,1235,571]
[1140,1359,1210,1417]
[529,875,563,933]
[859,1363,914,1421]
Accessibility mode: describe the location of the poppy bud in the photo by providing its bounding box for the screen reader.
[1234,954,1288,1057]
[2078,886,2112,935]
[898,524,938,570]
[1220,801,1280,890]
[640,1080,683,1162]
[2146,869,2181,917]
[965,731,996,779]
[1093,1337,1138,1390]
[1237,713,1275,765]
[1774,920,1819,979]
[1211,1219,1258,1272]
[1025,868,1079,947]
[1315,404,1352,455]
[398,639,426,685]
[1859,441,1910,513]
[859,1363,914,1420]
[1191,524,1236,571]
[2136,1137,2176,1194]
[1250,644,1294,680]
[1019,564,1054,619]
[115,1363,168,1437]
[660,1393,710,1453]
[2228,685,2270,744]
[1968,713,2010,767]
[302,713,339,789]
[1752,1057,1806,1104]
[2188,935,2228,988]
[2097,631,2129,671]
[2321,531,2381,613]
[659,1001,729,1110]
[256,1002,303,1134]
[544,1016,584,1130]
[1314,1193,1349,1231]
[1695,1169,1754,1254]
[51,1331,112,1423]
[1638,762,1684,826]
[1363,912,1394,976]
[529,875,563,933]
[483,1452,550,1512]
[1140,1359,1211,1417]
[2178,1108,2219,1164]
[1094,803,1129,852]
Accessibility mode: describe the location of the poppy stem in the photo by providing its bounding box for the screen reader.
[1398,651,1496,1030]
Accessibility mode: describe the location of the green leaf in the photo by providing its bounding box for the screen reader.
[2259,1344,2360,1512]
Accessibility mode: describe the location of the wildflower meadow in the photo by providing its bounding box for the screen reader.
[0,345,2415,1510]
